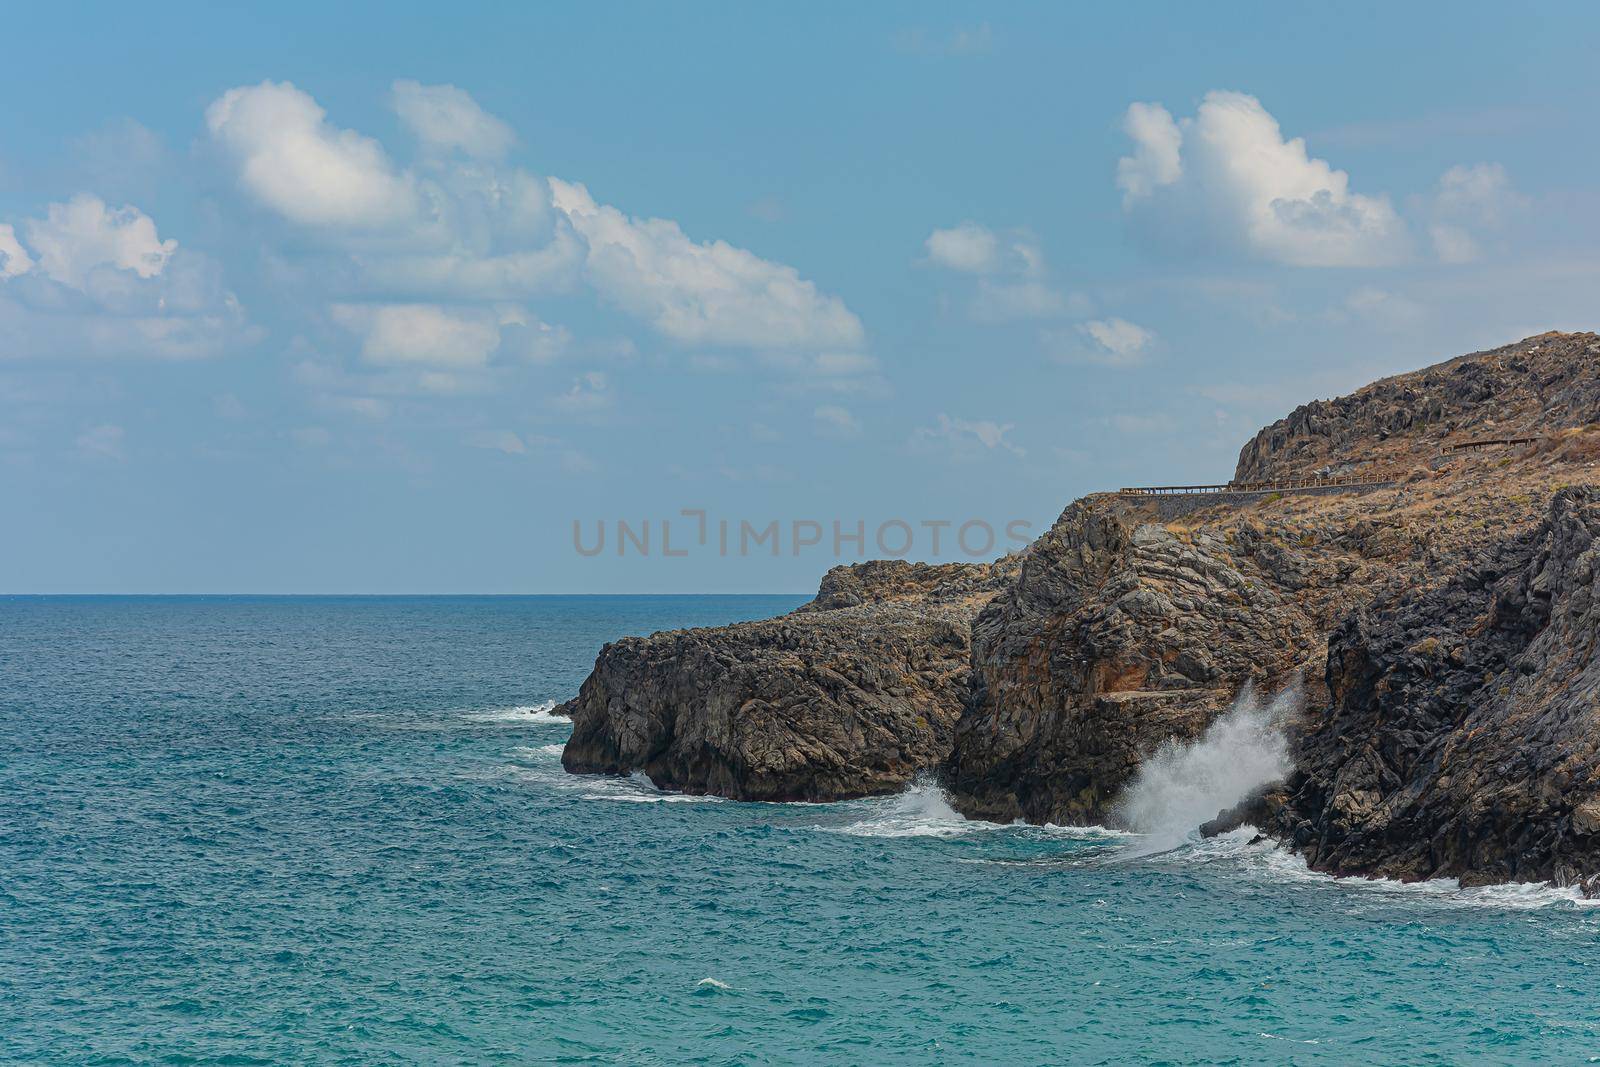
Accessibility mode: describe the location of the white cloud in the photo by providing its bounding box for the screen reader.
[1428,162,1528,264]
[1118,91,1408,267]
[812,404,861,439]
[552,177,865,350]
[0,199,255,361]
[926,224,1076,321]
[22,195,175,287]
[1117,102,1182,203]
[206,81,419,228]
[910,413,1024,458]
[925,222,1000,273]
[330,303,503,367]
[1433,162,1525,223]
[392,80,514,159]
[1082,317,1154,364]
[0,224,34,278]
[205,81,864,366]
[1045,317,1155,367]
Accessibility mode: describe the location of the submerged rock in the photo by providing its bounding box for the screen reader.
[559,560,1016,801]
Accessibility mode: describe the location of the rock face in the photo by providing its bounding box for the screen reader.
[562,330,1600,887]
[1265,489,1600,887]
[560,560,1015,801]
[944,332,1600,833]
[1235,331,1600,483]
[943,498,1325,824]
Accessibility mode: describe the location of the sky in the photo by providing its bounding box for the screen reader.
[4,2,1600,593]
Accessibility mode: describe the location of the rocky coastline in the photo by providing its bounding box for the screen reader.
[560,332,1600,888]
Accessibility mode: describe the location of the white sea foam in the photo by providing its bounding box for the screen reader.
[695,977,731,991]
[825,780,1130,840]
[1111,683,1295,854]
[1172,826,1600,910]
[830,782,980,838]
[464,700,569,725]
[575,771,725,804]
[508,743,567,762]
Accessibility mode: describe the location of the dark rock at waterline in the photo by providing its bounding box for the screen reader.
[559,560,1017,801]
[1265,488,1600,888]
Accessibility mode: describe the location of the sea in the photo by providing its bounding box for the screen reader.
[3,595,1598,1064]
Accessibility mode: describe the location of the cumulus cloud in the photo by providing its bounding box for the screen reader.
[1044,317,1156,368]
[1117,91,1408,267]
[1117,102,1182,203]
[330,303,504,367]
[204,81,865,360]
[552,177,865,349]
[23,195,175,287]
[925,223,1078,321]
[925,222,1000,273]
[206,81,419,228]
[0,197,255,360]
[1082,317,1155,364]
[0,224,34,278]
[392,79,515,159]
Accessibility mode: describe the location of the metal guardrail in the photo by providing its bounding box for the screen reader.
[1118,475,1381,497]
[1116,435,1551,498]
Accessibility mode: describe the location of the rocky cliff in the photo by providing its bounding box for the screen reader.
[943,332,1600,831]
[560,560,1015,801]
[1263,488,1600,887]
[561,331,1600,887]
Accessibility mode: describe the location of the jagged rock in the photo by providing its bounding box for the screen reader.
[1235,332,1600,484]
[943,498,1323,824]
[943,332,1600,837]
[1265,489,1600,887]
[559,560,1016,801]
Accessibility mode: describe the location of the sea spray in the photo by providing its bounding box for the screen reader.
[1112,684,1297,851]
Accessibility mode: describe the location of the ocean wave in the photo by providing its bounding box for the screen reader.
[823,781,1131,840]
[463,700,569,725]
[508,743,567,762]
[576,772,725,804]
[1166,827,1600,910]
[503,763,724,804]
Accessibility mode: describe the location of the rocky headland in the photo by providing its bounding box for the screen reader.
[561,331,1600,887]
[560,560,1016,801]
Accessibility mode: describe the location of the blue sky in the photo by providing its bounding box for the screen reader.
[4,2,1598,592]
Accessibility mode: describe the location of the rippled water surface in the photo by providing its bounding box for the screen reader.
[4,596,1599,1064]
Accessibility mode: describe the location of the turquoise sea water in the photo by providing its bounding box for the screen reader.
[4,595,1599,1064]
